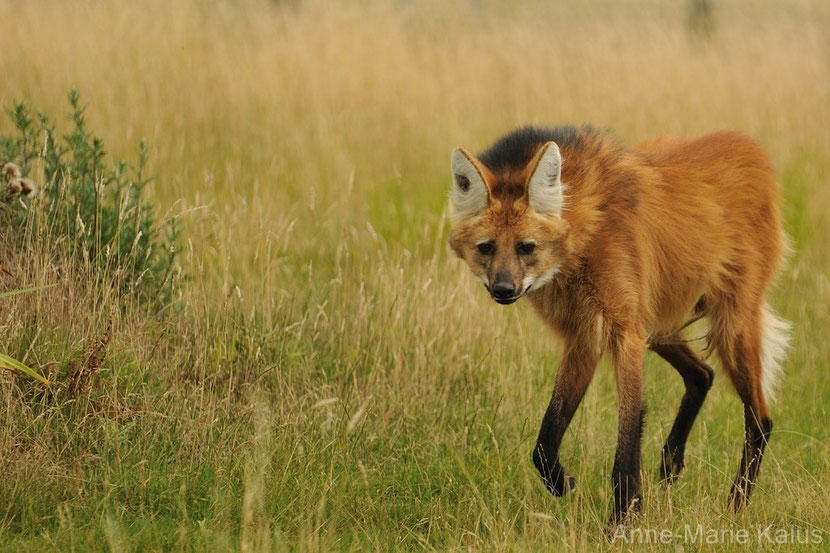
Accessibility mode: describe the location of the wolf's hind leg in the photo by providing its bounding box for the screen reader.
[651,338,714,483]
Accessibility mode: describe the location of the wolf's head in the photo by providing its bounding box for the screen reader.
[448,141,570,305]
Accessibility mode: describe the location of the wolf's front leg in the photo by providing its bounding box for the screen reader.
[533,337,601,496]
[608,329,646,530]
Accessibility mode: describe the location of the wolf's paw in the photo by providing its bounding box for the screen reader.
[543,471,576,497]
[605,492,642,540]
[659,446,685,484]
[532,450,576,496]
[727,480,751,513]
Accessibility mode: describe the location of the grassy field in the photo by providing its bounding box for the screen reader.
[1,0,829,550]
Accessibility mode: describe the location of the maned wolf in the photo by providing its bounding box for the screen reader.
[447,125,790,528]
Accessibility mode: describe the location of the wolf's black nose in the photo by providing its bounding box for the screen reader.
[491,283,515,300]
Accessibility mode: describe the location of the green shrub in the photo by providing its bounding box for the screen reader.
[0,89,181,307]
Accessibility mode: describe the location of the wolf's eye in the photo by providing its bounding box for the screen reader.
[477,242,495,255]
[516,242,536,255]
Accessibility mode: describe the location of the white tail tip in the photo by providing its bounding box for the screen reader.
[760,301,791,402]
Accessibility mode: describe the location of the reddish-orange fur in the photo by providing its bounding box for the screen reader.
[449,127,788,527]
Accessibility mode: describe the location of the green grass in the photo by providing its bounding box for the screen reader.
[0,0,828,551]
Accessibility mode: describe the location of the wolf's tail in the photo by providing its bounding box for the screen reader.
[760,300,791,402]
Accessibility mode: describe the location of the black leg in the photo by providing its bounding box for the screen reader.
[611,406,646,526]
[717,332,774,512]
[533,339,600,496]
[651,341,714,482]
[607,331,646,529]
[728,406,773,511]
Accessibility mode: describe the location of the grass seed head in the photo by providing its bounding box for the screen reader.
[17,178,37,198]
[3,162,21,182]
[8,178,23,195]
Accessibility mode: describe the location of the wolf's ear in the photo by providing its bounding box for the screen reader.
[527,142,564,217]
[450,148,489,219]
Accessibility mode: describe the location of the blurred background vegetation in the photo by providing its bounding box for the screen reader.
[0,0,828,550]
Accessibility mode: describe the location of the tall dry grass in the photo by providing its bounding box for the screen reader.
[0,0,828,550]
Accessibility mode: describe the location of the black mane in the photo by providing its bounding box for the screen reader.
[477,125,605,172]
